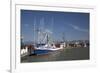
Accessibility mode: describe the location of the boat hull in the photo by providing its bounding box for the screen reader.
[31,49,53,55]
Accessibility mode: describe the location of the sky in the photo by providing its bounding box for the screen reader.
[21,10,89,43]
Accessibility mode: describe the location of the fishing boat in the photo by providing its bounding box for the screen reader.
[31,17,61,55]
[32,30,60,55]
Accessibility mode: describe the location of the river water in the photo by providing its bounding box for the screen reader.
[21,47,89,63]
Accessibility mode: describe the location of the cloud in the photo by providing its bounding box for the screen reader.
[45,29,53,34]
[69,24,89,32]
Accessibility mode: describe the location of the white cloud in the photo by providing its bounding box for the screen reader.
[69,24,89,32]
[45,29,52,34]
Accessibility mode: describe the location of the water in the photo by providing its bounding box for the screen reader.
[21,47,89,63]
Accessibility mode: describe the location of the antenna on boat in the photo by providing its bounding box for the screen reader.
[33,17,36,45]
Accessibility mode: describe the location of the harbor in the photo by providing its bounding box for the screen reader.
[21,40,89,62]
[21,47,89,63]
[21,10,89,63]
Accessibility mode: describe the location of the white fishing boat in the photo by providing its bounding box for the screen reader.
[32,17,62,55]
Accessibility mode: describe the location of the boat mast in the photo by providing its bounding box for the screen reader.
[33,17,36,45]
[37,17,45,44]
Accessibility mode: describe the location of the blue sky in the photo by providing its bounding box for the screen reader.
[21,10,89,42]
